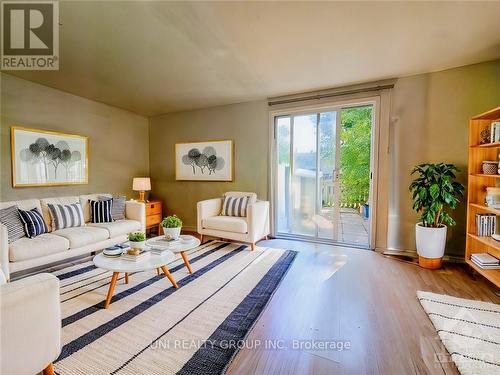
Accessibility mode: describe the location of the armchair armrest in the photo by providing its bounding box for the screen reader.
[0,223,9,281]
[247,200,270,242]
[0,273,61,375]
[197,198,223,232]
[125,200,146,232]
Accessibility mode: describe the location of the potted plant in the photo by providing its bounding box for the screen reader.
[161,214,182,240]
[127,231,146,255]
[409,163,464,269]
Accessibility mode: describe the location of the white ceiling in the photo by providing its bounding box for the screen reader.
[5,1,500,116]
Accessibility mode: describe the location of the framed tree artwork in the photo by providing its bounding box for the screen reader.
[175,140,233,181]
[11,126,89,187]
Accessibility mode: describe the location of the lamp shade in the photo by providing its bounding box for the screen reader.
[132,177,151,191]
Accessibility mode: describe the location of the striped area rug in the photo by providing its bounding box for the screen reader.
[417,291,500,375]
[53,241,296,375]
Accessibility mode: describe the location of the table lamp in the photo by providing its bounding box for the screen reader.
[132,177,151,202]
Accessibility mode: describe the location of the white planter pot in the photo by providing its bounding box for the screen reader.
[415,223,447,269]
[129,240,145,250]
[163,227,181,240]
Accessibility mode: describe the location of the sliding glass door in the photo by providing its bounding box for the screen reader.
[274,105,373,247]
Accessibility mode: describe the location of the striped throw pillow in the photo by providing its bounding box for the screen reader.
[48,203,85,231]
[0,205,25,243]
[221,195,251,217]
[18,208,48,238]
[99,195,126,221]
[90,199,113,223]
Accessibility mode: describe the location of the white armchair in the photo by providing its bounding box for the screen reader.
[197,192,270,250]
[0,272,61,375]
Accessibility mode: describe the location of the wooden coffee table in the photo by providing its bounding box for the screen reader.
[146,235,201,274]
[93,250,177,309]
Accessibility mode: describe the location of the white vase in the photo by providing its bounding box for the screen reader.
[129,240,145,251]
[163,227,181,240]
[415,223,447,269]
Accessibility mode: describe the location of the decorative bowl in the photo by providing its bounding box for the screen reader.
[482,161,498,175]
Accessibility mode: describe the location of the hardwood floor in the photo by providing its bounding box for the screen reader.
[226,239,499,375]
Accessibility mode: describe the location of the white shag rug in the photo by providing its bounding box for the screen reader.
[417,291,500,375]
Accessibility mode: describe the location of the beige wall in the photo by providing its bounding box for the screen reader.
[0,74,149,201]
[3,60,498,257]
[149,100,269,230]
[149,60,500,257]
[388,60,500,257]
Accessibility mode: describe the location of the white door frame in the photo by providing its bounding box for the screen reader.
[268,95,381,249]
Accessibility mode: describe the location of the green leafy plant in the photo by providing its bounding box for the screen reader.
[128,231,146,242]
[161,215,182,228]
[409,163,465,228]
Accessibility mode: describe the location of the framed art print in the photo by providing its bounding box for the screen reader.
[175,140,233,181]
[11,126,89,187]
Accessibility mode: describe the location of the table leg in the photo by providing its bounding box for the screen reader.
[161,266,179,288]
[125,272,129,284]
[180,251,193,274]
[104,272,119,309]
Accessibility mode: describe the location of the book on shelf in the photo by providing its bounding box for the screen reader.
[471,253,500,269]
[491,122,500,143]
[475,214,496,236]
[471,258,500,269]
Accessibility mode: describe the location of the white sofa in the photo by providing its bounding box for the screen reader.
[197,192,270,250]
[0,271,61,375]
[0,194,145,280]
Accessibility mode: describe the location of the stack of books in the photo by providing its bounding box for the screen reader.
[149,247,172,255]
[148,237,180,248]
[475,214,496,236]
[147,238,181,254]
[121,250,150,262]
[471,253,500,269]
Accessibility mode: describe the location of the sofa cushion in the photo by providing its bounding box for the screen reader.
[202,216,248,234]
[0,199,41,212]
[47,203,85,230]
[0,205,25,243]
[9,233,70,262]
[52,226,109,248]
[221,195,252,217]
[18,208,48,238]
[88,219,141,237]
[224,191,257,205]
[40,196,79,232]
[100,195,126,221]
[79,193,111,223]
[89,199,113,223]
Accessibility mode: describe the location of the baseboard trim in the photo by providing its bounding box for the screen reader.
[377,248,464,263]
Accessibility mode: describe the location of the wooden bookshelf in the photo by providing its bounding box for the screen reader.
[466,106,500,288]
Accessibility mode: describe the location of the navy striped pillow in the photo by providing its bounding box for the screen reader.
[48,203,85,231]
[18,208,48,238]
[90,199,113,223]
[221,195,251,217]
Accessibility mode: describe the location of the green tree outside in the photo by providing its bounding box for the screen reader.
[339,106,372,207]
